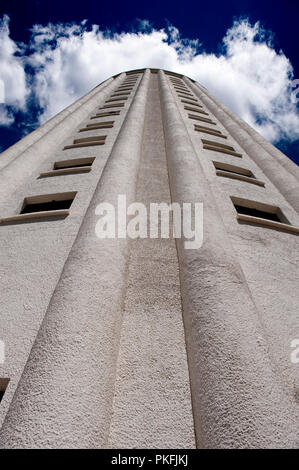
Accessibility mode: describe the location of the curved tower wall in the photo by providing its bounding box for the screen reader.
[0,68,298,448]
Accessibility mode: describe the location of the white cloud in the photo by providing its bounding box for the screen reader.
[1,15,299,144]
[0,15,27,125]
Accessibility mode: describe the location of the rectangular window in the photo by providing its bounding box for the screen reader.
[91,111,120,119]
[184,106,208,115]
[0,378,9,403]
[79,121,114,132]
[20,192,77,215]
[214,161,253,177]
[54,157,95,170]
[213,162,265,186]
[194,125,227,138]
[178,94,197,101]
[231,197,290,225]
[105,97,128,103]
[202,139,242,158]
[39,158,95,178]
[181,99,201,107]
[100,103,125,109]
[174,86,190,91]
[64,135,106,149]
[111,92,130,97]
[188,114,217,125]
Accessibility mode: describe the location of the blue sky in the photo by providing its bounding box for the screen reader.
[0,0,299,164]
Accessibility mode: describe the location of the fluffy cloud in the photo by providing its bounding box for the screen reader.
[0,15,298,144]
[0,15,27,124]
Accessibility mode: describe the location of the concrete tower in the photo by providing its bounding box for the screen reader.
[0,69,298,449]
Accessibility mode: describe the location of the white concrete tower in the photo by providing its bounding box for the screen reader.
[0,69,298,449]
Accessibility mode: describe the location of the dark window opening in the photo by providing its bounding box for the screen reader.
[0,379,9,403]
[234,204,281,222]
[214,162,253,177]
[21,199,73,214]
[55,158,95,170]
[20,193,76,214]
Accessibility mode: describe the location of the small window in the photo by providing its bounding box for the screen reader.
[194,125,226,138]
[64,135,106,149]
[39,158,95,178]
[181,99,201,106]
[184,106,208,115]
[55,157,95,170]
[20,192,76,214]
[174,86,190,91]
[188,114,217,125]
[213,161,252,177]
[111,92,130,97]
[178,94,197,101]
[0,378,9,403]
[231,197,289,224]
[105,97,128,103]
[91,111,120,119]
[213,162,265,186]
[202,139,242,158]
[79,121,114,132]
[100,103,125,109]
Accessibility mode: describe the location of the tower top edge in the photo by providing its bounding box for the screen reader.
[111,68,197,83]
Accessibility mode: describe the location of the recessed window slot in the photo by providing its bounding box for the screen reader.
[202,139,242,157]
[64,135,106,149]
[181,99,202,107]
[184,106,207,114]
[213,162,265,186]
[188,114,217,125]
[105,97,128,103]
[194,125,227,138]
[111,92,130,97]
[0,378,9,403]
[100,103,125,109]
[230,197,296,232]
[214,161,253,177]
[91,111,120,119]
[54,157,95,170]
[178,95,197,101]
[79,121,114,132]
[20,192,76,215]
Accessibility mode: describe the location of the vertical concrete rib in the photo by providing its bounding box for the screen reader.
[0,74,125,205]
[159,70,298,449]
[0,77,113,171]
[185,78,299,213]
[107,73,195,449]
[0,70,150,449]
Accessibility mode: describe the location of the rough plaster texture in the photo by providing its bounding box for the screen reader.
[107,74,195,448]
[0,68,298,449]
[159,70,299,448]
[186,78,299,213]
[0,71,149,446]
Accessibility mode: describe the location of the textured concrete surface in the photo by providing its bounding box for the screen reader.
[107,74,195,448]
[0,71,149,447]
[186,78,299,213]
[0,68,298,449]
[159,70,299,448]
